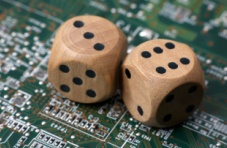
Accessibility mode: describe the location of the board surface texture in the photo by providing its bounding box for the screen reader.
[0,0,227,147]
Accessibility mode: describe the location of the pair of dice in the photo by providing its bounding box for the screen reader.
[48,16,205,128]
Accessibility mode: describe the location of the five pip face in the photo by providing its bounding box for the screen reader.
[48,15,205,128]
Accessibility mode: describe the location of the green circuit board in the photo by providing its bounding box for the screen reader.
[0,0,227,147]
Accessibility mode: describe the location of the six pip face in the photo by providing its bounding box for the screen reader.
[133,39,196,78]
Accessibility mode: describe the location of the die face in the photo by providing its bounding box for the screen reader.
[121,64,152,122]
[59,15,121,55]
[48,15,127,103]
[155,83,204,127]
[131,39,196,79]
[49,58,113,103]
